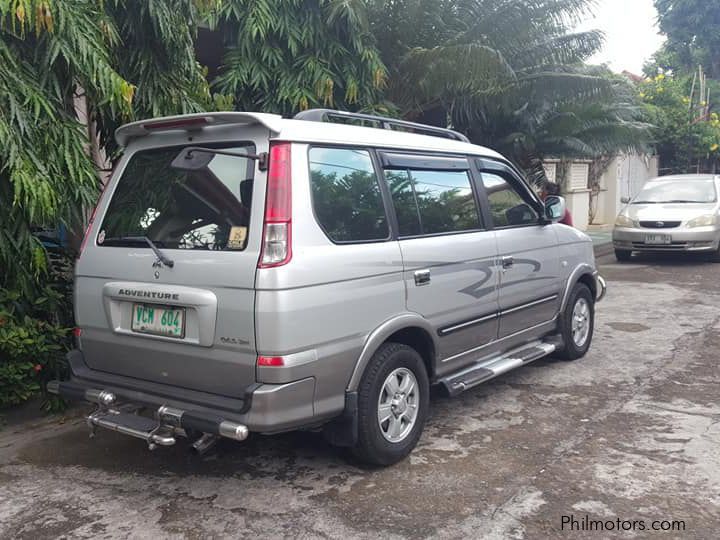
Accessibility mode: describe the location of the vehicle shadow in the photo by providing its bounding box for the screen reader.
[16,387,481,476]
[621,251,716,266]
[17,422,355,478]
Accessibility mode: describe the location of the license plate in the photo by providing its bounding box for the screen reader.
[131,304,185,338]
[645,234,671,245]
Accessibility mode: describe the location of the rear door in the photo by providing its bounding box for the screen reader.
[75,127,270,398]
[379,152,500,373]
[477,162,561,338]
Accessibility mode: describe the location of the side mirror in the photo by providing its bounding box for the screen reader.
[620,196,631,204]
[544,195,566,222]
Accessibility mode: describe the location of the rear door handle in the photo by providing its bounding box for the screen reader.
[414,269,431,286]
[501,256,514,269]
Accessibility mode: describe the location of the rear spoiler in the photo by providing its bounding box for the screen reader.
[115,112,283,147]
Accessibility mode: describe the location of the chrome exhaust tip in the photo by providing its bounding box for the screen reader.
[191,433,219,455]
[219,421,249,441]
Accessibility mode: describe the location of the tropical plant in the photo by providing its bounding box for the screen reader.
[209,0,387,115]
[0,0,211,295]
[365,0,652,183]
[653,0,720,78]
[0,249,74,410]
[639,72,720,174]
[0,1,214,408]
[468,67,653,184]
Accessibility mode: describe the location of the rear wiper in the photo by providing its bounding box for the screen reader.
[102,236,175,268]
[631,200,658,204]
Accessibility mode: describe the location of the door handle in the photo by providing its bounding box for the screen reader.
[414,269,431,286]
[501,256,514,269]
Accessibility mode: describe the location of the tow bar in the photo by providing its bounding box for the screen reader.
[47,381,249,450]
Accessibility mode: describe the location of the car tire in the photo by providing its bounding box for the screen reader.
[555,283,595,361]
[351,342,429,466]
[615,249,632,262]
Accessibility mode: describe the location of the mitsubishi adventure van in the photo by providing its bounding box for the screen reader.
[48,109,606,465]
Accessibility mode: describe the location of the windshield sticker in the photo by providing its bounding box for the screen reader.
[98,230,106,244]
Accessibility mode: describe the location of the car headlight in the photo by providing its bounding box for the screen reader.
[686,214,718,228]
[615,214,635,227]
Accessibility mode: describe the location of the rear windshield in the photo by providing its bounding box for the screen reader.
[98,144,255,251]
[632,179,717,204]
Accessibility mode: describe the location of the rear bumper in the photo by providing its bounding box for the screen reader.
[48,379,249,446]
[613,226,720,252]
[50,350,316,436]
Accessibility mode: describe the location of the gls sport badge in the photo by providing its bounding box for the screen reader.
[220,336,250,346]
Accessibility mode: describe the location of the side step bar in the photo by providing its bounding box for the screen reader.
[47,381,249,449]
[439,341,557,397]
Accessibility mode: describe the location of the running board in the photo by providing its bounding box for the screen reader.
[438,341,557,397]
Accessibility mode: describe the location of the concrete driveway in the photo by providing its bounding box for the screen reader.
[1,255,719,539]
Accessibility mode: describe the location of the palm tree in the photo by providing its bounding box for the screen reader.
[366,0,652,182]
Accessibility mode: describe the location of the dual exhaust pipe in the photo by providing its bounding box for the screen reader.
[47,380,249,451]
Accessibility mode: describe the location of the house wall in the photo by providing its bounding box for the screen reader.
[595,154,659,225]
[542,154,658,231]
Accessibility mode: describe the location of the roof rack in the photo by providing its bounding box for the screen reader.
[293,109,470,143]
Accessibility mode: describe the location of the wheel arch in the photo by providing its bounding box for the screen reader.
[560,264,598,312]
[346,314,438,392]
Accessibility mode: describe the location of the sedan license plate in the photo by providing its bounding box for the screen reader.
[131,304,185,338]
[645,234,671,245]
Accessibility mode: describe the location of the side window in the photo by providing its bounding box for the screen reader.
[384,169,422,236]
[481,172,539,227]
[384,166,480,236]
[309,147,389,242]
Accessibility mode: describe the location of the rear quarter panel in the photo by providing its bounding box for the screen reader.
[255,143,406,419]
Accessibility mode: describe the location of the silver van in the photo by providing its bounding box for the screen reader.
[48,109,606,465]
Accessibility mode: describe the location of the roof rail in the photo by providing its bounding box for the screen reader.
[293,109,470,143]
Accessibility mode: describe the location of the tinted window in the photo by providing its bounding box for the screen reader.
[99,145,254,250]
[309,148,389,242]
[385,167,480,236]
[384,169,422,236]
[482,172,538,227]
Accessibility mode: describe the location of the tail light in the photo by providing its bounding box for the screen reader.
[72,327,82,348]
[258,142,292,268]
[257,355,285,367]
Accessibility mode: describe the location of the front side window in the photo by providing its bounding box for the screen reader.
[98,145,255,250]
[384,167,480,236]
[482,172,539,227]
[309,147,389,242]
